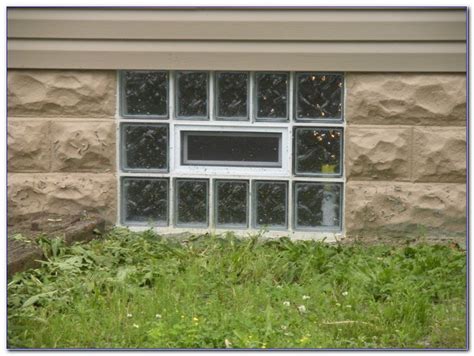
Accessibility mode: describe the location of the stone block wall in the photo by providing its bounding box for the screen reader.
[7,70,117,222]
[7,70,467,238]
[345,73,467,239]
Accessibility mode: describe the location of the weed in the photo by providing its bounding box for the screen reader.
[7,228,466,349]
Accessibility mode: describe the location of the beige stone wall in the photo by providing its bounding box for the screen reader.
[345,73,467,238]
[8,70,117,222]
[7,70,467,238]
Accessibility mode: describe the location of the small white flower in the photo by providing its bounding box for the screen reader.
[335,302,341,307]
[133,324,139,328]
[127,313,132,318]
[283,301,291,307]
[302,295,310,300]
[281,325,288,330]
[297,305,307,314]
[155,314,162,319]
[225,339,232,348]
[345,305,352,309]
[342,291,348,296]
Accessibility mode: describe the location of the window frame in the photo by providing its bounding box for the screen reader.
[116,70,346,241]
[181,131,282,168]
[174,125,289,176]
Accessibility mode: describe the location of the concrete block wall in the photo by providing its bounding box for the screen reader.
[344,73,466,238]
[7,70,118,222]
[7,70,467,238]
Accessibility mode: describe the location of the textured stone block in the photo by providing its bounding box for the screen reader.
[412,127,466,183]
[346,126,411,181]
[8,173,117,222]
[8,120,51,172]
[51,121,115,172]
[345,182,466,238]
[8,70,116,118]
[346,73,466,126]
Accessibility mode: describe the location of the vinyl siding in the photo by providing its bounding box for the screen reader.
[7,7,467,72]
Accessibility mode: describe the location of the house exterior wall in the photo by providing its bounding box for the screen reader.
[7,8,466,72]
[7,70,467,238]
[344,73,466,239]
[7,8,467,239]
[7,70,118,222]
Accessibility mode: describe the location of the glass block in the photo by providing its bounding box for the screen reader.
[256,72,288,120]
[216,72,249,119]
[122,178,168,225]
[294,182,342,229]
[182,131,281,167]
[122,71,168,117]
[215,180,248,227]
[176,179,209,227]
[254,181,287,228]
[122,124,168,171]
[176,71,208,118]
[296,73,343,120]
[294,128,342,176]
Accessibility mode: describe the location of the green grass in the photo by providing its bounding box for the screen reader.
[8,228,466,349]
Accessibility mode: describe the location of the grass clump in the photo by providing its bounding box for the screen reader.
[7,228,466,349]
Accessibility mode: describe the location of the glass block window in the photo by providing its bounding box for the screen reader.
[253,181,288,229]
[121,123,168,172]
[121,71,168,118]
[216,72,249,120]
[121,177,169,225]
[215,180,249,228]
[175,179,209,227]
[119,71,344,238]
[294,128,343,176]
[294,182,342,230]
[295,73,343,120]
[176,71,209,119]
[256,72,289,121]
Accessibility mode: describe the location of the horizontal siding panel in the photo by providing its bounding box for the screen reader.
[8,39,466,72]
[8,8,466,41]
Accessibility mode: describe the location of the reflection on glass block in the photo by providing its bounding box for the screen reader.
[296,73,343,120]
[122,71,168,116]
[254,181,287,228]
[216,72,249,119]
[176,71,208,118]
[122,178,168,224]
[295,182,341,229]
[176,179,208,226]
[256,73,288,120]
[216,180,248,227]
[295,128,342,175]
[122,124,168,170]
